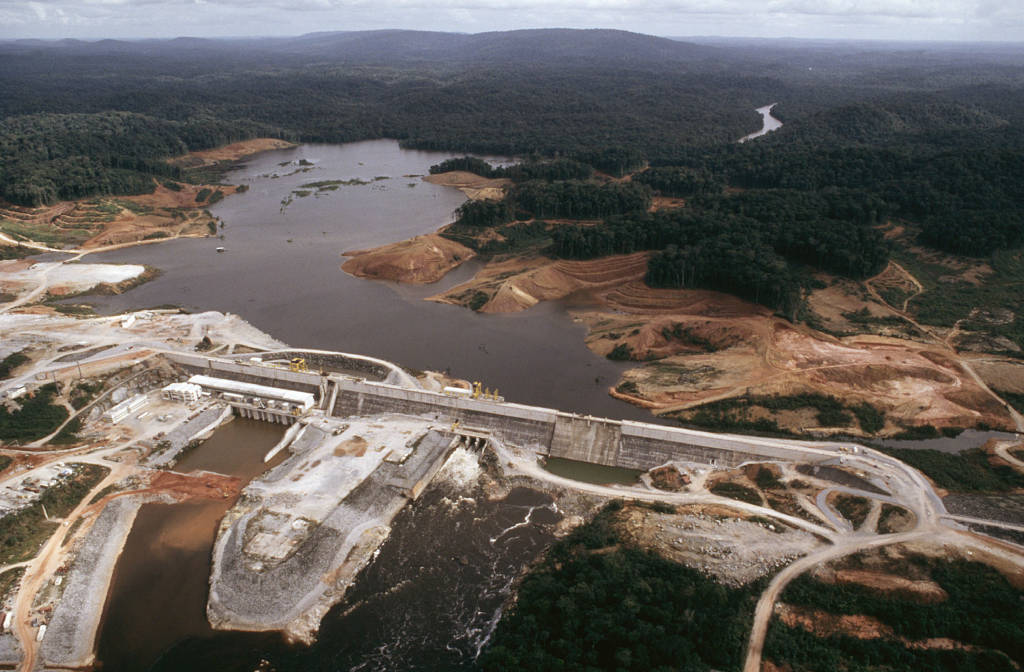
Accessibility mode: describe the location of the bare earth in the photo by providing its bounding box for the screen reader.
[0,182,232,250]
[421,171,511,201]
[337,172,1019,435]
[430,252,651,313]
[167,138,296,169]
[341,234,476,284]
[0,139,295,252]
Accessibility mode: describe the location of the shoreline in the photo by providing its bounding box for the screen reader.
[40,495,145,668]
[338,174,1018,438]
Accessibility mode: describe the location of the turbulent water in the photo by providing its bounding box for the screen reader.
[149,472,560,672]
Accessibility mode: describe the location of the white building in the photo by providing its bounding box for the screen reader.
[103,394,148,424]
[187,375,315,413]
[161,382,203,404]
[5,385,27,400]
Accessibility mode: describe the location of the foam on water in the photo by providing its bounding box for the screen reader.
[438,447,483,488]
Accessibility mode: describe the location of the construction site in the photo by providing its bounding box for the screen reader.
[0,305,1021,671]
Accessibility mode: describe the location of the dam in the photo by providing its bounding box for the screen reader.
[156,347,839,642]
[163,349,832,470]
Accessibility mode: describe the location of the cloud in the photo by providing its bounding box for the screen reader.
[0,0,1022,40]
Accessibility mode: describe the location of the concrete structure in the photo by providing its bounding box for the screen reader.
[222,348,416,387]
[5,385,26,400]
[331,377,825,469]
[187,374,314,425]
[160,382,202,404]
[166,350,832,471]
[102,394,148,424]
[207,417,458,642]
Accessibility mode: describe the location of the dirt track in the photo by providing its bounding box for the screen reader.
[337,189,1018,436]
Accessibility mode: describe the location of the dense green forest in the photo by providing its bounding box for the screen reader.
[429,156,594,181]
[0,383,68,444]
[479,501,759,671]
[765,555,1023,670]
[0,112,280,205]
[1,30,1022,339]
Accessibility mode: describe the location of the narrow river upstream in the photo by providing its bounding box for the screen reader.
[739,104,783,142]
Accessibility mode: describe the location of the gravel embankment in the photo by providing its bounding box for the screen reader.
[41,496,143,667]
[146,406,231,468]
[0,632,22,666]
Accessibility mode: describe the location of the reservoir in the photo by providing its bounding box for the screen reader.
[75,140,656,423]
[76,139,672,671]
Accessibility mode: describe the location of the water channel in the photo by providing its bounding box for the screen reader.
[73,136,1009,670]
[77,139,674,671]
[96,419,286,671]
[96,415,559,671]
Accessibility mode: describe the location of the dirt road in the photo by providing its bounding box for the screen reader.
[12,459,130,671]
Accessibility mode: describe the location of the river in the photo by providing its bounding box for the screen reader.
[67,137,1007,670]
[71,140,655,423]
[96,419,287,671]
[739,104,783,142]
[96,417,559,672]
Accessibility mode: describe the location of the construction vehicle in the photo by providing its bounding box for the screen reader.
[472,381,483,399]
[289,357,308,373]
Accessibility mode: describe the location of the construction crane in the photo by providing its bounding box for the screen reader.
[289,357,308,373]
[472,381,483,399]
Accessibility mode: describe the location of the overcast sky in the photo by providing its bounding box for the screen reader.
[2,0,1023,42]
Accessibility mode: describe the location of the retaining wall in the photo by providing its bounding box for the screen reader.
[166,353,828,471]
[331,379,824,470]
[165,352,324,397]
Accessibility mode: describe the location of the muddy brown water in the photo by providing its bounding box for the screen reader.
[67,139,1014,669]
[145,485,560,672]
[96,418,286,671]
[57,140,657,424]
[97,418,563,672]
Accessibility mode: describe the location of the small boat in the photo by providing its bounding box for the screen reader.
[216,246,225,253]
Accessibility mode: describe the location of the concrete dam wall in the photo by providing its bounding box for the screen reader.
[164,352,829,471]
[224,349,410,385]
[164,352,325,396]
[332,378,823,470]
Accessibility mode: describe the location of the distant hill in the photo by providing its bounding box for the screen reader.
[0,29,717,68]
[271,29,716,65]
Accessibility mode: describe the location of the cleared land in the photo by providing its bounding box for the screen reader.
[343,174,1020,436]
[342,234,476,284]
